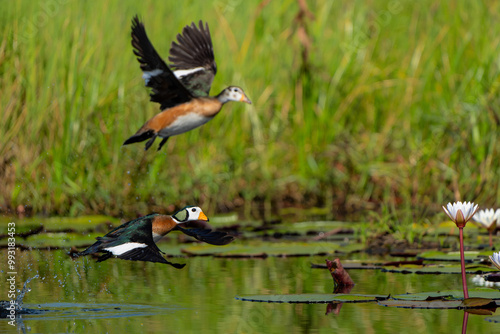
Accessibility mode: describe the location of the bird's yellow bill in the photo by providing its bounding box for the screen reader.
[198,211,209,221]
[240,94,252,104]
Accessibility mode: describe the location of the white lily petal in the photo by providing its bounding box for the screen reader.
[443,201,478,226]
[446,202,457,218]
[474,209,497,228]
[490,252,500,271]
[459,202,476,220]
[493,252,500,265]
[495,209,500,227]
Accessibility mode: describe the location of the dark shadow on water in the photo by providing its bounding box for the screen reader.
[15,302,180,320]
[2,302,181,334]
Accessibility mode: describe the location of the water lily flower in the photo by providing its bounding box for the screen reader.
[489,251,500,271]
[473,209,499,247]
[474,209,498,230]
[442,201,479,300]
[495,209,500,227]
[442,201,478,228]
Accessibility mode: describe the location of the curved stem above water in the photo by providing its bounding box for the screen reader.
[459,227,469,299]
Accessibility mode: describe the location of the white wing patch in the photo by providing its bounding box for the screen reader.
[104,242,148,256]
[158,113,211,137]
[174,67,204,79]
[142,69,163,85]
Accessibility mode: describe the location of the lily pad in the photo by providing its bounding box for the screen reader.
[13,232,103,249]
[311,261,382,270]
[0,224,42,237]
[208,213,240,225]
[279,207,331,218]
[381,264,497,274]
[181,241,347,257]
[271,221,355,235]
[379,297,497,309]
[392,289,500,301]
[429,222,481,237]
[0,215,119,233]
[417,251,480,262]
[378,299,464,309]
[235,293,387,303]
[461,297,496,308]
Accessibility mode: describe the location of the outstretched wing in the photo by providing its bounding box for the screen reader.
[78,214,158,256]
[83,213,185,268]
[103,213,159,238]
[169,20,217,97]
[106,219,185,268]
[131,16,193,110]
[116,245,186,269]
[175,225,235,245]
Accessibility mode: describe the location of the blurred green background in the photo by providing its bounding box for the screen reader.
[1,0,499,218]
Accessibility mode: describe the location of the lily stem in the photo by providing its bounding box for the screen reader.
[489,231,493,248]
[462,311,469,334]
[459,227,469,299]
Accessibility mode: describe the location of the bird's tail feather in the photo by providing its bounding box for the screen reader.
[123,129,155,145]
[77,242,102,257]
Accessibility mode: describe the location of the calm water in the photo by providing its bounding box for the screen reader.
[1,248,500,333]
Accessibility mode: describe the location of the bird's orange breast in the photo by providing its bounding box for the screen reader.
[143,98,223,132]
[152,215,178,236]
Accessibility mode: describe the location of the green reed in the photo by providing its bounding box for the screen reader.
[0,0,498,219]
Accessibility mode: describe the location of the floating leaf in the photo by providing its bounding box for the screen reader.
[417,251,480,262]
[466,309,495,315]
[392,289,500,301]
[0,224,41,237]
[208,213,240,225]
[311,262,382,270]
[235,293,387,303]
[272,221,355,234]
[279,207,331,216]
[181,242,344,257]
[381,264,497,274]
[379,299,463,309]
[0,215,119,233]
[0,232,103,249]
[461,297,495,308]
[380,297,499,309]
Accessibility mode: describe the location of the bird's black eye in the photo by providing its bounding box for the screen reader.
[191,208,196,212]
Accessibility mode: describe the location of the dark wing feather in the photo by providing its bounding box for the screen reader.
[78,215,157,257]
[117,246,186,269]
[103,213,159,238]
[131,16,193,110]
[175,225,235,245]
[82,214,186,268]
[112,218,186,268]
[168,20,217,97]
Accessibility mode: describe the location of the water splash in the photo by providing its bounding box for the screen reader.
[16,275,39,311]
[1,275,39,320]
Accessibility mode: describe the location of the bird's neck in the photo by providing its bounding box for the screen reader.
[216,90,230,104]
[151,215,178,238]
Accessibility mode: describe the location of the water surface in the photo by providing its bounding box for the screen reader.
[1,248,500,333]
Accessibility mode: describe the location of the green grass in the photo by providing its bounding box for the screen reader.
[0,1,499,220]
